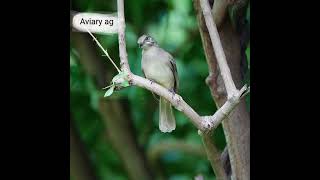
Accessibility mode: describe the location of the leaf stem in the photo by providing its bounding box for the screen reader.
[102,84,114,89]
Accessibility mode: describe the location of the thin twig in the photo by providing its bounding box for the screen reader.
[84,27,121,73]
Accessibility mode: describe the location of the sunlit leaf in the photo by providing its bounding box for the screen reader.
[104,85,115,97]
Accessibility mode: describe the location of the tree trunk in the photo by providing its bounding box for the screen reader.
[193,1,250,179]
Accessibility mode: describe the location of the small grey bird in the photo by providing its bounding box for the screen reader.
[137,35,178,133]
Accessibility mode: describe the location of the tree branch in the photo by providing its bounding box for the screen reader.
[221,146,231,177]
[117,0,131,74]
[212,0,233,28]
[116,0,248,133]
[130,74,204,130]
[115,1,249,178]
[193,0,250,179]
[200,0,243,98]
[201,133,228,180]
[114,0,249,179]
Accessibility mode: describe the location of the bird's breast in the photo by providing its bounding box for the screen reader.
[142,49,174,89]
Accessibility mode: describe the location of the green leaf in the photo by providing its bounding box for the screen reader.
[112,71,127,82]
[112,73,123,82]
[104,85,115,97]
[121,80,130,87]
[111,71,130,88]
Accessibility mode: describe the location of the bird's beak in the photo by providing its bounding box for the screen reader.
[138,43,142,48]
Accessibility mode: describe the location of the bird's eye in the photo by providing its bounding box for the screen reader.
[146,37,150,41]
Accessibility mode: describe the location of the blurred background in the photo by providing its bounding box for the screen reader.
[70,0,250,179]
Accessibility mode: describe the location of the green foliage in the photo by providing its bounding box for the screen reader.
[71,0,250,179]
[104,85,114,97]
[102,71,130,97]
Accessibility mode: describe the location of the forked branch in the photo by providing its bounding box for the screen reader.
[115,0,249,133]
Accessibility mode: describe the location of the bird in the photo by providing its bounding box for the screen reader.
[137,34,179,133]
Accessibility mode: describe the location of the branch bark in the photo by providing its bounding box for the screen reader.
[201,133,228,180]
[117,0,131,74]
[212,0,231,29]
[200,0,242,98]
[193,0,250,179]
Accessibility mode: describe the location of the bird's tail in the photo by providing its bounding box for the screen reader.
[159,97,176,132]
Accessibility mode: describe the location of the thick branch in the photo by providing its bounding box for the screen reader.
[116,0,248,133]
[130,74,247,132]
[201,133,228,180]
[201,85,248,130]
[117,0,131,74]
[221,147,231,177]
[194,0,250,179]
[212,0,232,28]
[200,0,238,98]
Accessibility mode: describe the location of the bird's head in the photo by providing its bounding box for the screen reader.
[137,34,158,49]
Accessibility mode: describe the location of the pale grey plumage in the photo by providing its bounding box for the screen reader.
[138,35,178,133]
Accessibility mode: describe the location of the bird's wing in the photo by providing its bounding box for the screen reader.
[141,68,146,78]
[142,60,159,101]
[167,54,179,93]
